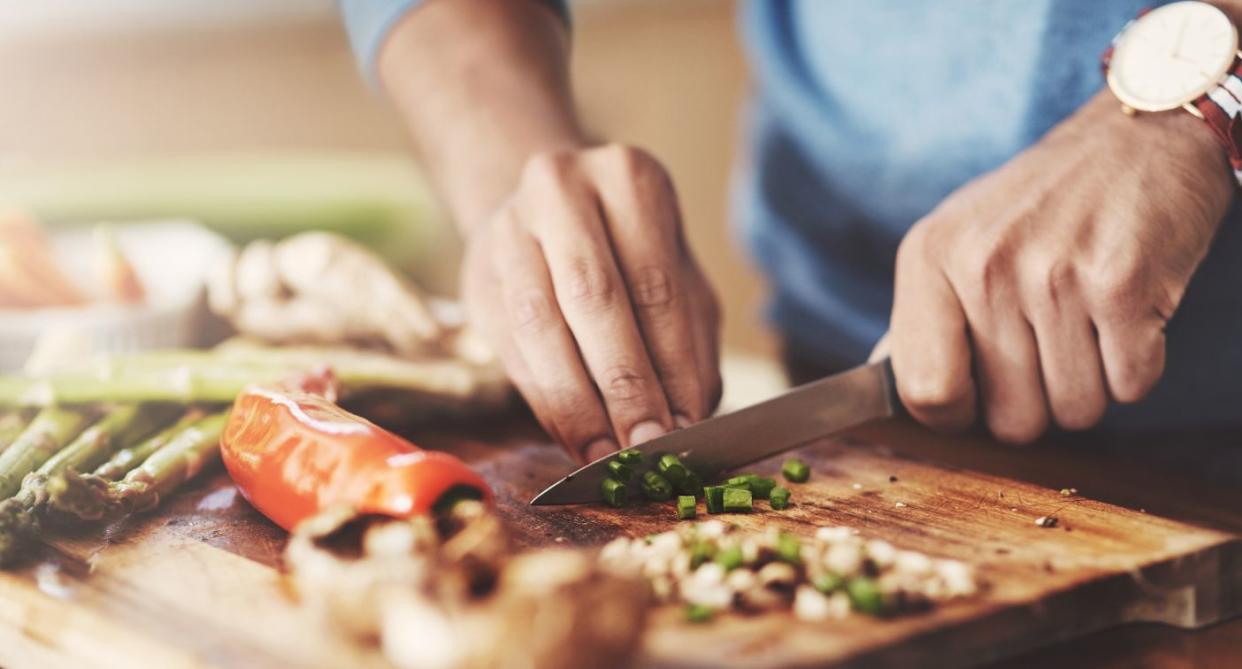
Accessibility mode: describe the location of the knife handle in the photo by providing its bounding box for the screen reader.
[879,358,908,419]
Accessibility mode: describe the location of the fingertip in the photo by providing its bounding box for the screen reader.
[583,438,618,463]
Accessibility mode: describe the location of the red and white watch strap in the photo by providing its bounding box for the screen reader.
[1191,56,1242,186]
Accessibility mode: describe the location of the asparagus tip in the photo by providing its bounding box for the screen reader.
[0,498,38,566]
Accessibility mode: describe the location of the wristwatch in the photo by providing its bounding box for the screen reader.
[1103,1,1242,184]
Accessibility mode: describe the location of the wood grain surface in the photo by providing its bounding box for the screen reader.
[0,416,1239,669]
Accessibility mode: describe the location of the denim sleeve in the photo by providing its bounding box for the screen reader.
[338,0,570,86]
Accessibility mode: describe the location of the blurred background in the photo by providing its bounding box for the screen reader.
[0,0,775,360]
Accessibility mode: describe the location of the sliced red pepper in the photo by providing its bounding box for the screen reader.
[220,376,493,531]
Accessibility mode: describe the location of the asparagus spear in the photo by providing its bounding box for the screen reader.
[0,407,93,499]
[0,411,30,453]
[46,411,227,521]
[15,404,181,507]
[93,409,205,481]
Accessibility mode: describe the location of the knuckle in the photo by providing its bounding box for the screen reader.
[986,410,1046,445]
[632,265,677,309]
[508,288,556,333]
[1088,266,1144,320]
[562,258,618,312]
[522,150,579,190]
[956,246,1011,306]
[599,365,652,404]
[900,371,971,413]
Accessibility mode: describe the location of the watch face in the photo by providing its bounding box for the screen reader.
[1109,1,1238,111]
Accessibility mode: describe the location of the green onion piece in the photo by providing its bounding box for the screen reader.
[676,495,697,520]
[846,576,884,615]
[684,603,715,623]
[782,458,810,483]
[601,477,628,507]
[704,486,725,514]
[608,460,634,482]
[689,540,717,568]
[617,448,644,465]
[714,546,743,571]
[776,533,801,564]
[813,572,844,594]
[640,471,674,501]
[657,454,688,486]
[678,470,703,497]
[722,487,753,513]
[769,486,791,510]
[749,476,777,500]
[724,474,756,490]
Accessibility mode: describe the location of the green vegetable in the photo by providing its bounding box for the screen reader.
[846,576,884,615]
[769,486,791,510]
[0,407,94,499]
[782,458,810,483]
[776,533,801,564]
[704,486,725,514]
[601,478,628,507]
[676,495,697,520]
[677,470,703,497]
[657,454,687,486]
[689,540,717,568]
[714,546,743,570]
[722,487,752,513]
[616,449,644,465]
[749,477,777,499]
[640,471,673,501]
[724,474,755,489]
[813,572,844,594]
[607,460,633,482]
[684,603,715,623]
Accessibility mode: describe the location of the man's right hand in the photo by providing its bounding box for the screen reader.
[461,144,722,463]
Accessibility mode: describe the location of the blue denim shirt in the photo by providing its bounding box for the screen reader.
[343,0,1242,429]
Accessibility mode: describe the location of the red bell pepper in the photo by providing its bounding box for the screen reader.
[220,373,493,531]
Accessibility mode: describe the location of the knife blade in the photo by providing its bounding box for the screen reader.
[530,358,902,505]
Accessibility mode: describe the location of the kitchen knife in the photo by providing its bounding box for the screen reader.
[530,358,903,505]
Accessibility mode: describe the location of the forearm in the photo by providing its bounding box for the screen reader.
[377,0,585,233]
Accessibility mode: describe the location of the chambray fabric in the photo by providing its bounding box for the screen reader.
[342,0,1242,429]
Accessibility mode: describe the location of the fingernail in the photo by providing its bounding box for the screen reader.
[628,420,667,446]
[674,414,693,429]
[584,438,618,462]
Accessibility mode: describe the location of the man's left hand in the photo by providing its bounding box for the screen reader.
[883,91,1234,443]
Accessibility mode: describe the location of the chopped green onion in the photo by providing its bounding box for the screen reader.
[676,495,697,520]
[689,540,717,568]
[684,603,715,623]
[608,460,634,481]
[617,448,644,465]
[769,486,791,510]
[678,470,703,497]
[722,487,752,513]
[749,477,777,500]
[601,477,628,507]
[640,471,673,501]
[714,546,743,570]
[776,533,801,564]
[846,576,883,615]
[724,474,755,489]
[657,454,688,486]
[813,572,844,594]
[704,486,725,514]
[782,458,810,483]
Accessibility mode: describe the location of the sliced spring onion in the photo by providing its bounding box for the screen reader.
[782,458,810,483]
[812,572,843,594]
[714,545,743,570]
[846,576,883,615]
[704,486,725,514]
[722,487,752,513]
[776,533,801,564]
[676,495,697,520]
[608,460,634,482]
[678,470,703,497]
[640,471,673,501]
[769,485,791,510]
[601,477,628,507]
[684,603,715,623]
[617,448,644,465]
[689,540,717,568]
[749,477,777,500]
[657,454,688,486]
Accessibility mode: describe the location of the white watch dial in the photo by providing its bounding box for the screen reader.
[1109,1,1238,111]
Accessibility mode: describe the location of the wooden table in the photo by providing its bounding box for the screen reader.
[1,413,1240,668]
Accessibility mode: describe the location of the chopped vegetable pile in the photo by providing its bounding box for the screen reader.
[599,521,980,623]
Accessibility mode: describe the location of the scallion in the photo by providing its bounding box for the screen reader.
[704,485,725,514]
[782,458,810,483]
[676,495,697,520]
[722,487,752,513]
[657,454,688,486]
[640,471,673,501]
[769,486,791,510]
[601,477,628,507]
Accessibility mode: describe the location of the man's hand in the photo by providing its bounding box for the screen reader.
[462,145,722,462]
[886,91,1234,443]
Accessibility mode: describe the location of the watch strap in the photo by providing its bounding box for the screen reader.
[1191,56,1242,186]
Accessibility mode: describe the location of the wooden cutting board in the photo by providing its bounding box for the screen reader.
[0,417,1238,669]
